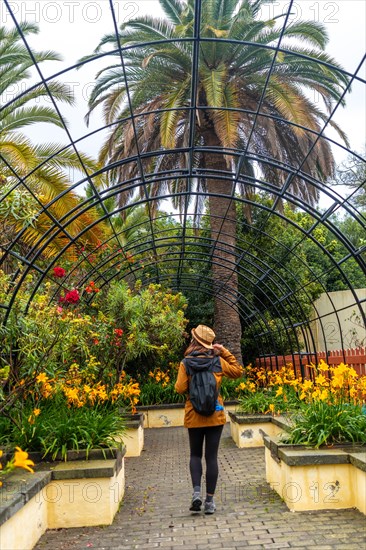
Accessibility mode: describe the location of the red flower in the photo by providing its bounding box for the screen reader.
[64,289,80,304]
[53,266,66,278]
[114,328,123,337]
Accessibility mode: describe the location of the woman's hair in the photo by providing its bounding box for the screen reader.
[184,338,219,357]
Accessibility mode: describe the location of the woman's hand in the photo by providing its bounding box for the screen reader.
[213,343,224,354]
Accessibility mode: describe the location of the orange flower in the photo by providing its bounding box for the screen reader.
[14,447,35,473]
[85,281,100,293]
[36,373,48,384]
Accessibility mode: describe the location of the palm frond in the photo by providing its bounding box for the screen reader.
[211,83,240,150]
[159,0,186,24]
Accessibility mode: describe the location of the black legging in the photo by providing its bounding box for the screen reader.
[188,425,224,495]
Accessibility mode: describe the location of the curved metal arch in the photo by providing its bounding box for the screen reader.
[15,224,325,369]
[1,0,365,363]
[144,271,282,359]
[3,179,366,342]
[4,147,365,285]
[57,224,341,360]
[3,166,365,308]
[114,263,300,360]
[122,267,317,373]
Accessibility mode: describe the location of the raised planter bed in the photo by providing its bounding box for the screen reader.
[122,412,144,456]
[137,403,185,428]
[263,434,366,514]
[0,447,126,550]
[229,412,290,448]
[138,400,239,428]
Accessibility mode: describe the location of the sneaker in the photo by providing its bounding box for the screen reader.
[189,493,202,512]
[204,500,216,514]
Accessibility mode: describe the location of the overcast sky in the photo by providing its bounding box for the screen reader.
[1,0,365,171]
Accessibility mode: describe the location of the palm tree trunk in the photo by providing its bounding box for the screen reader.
[203,132,243,365]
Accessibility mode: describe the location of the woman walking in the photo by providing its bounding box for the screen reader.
[175,324,243,514]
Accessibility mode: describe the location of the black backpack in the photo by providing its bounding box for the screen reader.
[183,353,222,416]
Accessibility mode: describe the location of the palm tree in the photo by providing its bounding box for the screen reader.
[0,22,104,263]
[84,0,349,361]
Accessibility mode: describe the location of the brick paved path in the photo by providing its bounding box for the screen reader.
[35,425,366,550]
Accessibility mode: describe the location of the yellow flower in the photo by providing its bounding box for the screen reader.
[275,386,283,397]
[315,373,328,387]
[41,382,54,399]
[14,447,35,473]
[317,360,329,372]
[301,380,313,392]
[349,387,357,398]
[319,389,329,401]
[36,372,48,384]
[247,382,256,393]
[28,407,41,425]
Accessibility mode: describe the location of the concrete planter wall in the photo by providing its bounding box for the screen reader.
[229,412,289,448]
[138,403,185,428]
[0,447,126,550]
[138,401,239,428]
[263,434,366,514]
[122,412,144,457]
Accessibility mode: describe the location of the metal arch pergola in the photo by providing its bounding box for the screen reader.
[0,0,366,367]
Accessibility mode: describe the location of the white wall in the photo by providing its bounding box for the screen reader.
[311,289,366,351]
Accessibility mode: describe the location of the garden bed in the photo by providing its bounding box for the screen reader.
[122,412,144,456]
[138,400,239,428]
[228,412,290,448]
[0,447,126,550]
[263,434,366,514]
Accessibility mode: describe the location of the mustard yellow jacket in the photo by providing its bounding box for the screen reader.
[174,347,243,428]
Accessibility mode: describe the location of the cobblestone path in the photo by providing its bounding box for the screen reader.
[35,425,366,550]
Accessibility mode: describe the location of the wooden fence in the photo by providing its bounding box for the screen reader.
[255,347,366,377]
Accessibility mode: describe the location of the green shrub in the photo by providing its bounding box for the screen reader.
[284,402,366,447]
[220,377,243,401]
[0,399,126,460]
[138,381,185,406]
[237,388,276,414]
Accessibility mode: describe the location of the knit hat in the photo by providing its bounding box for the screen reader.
[191,325,215,349]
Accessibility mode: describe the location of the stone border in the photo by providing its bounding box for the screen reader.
[122,412,144,456]
[0,447,126,550]
[138,401,239,428]
[228,412,290,448]
[263,434,366,514]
